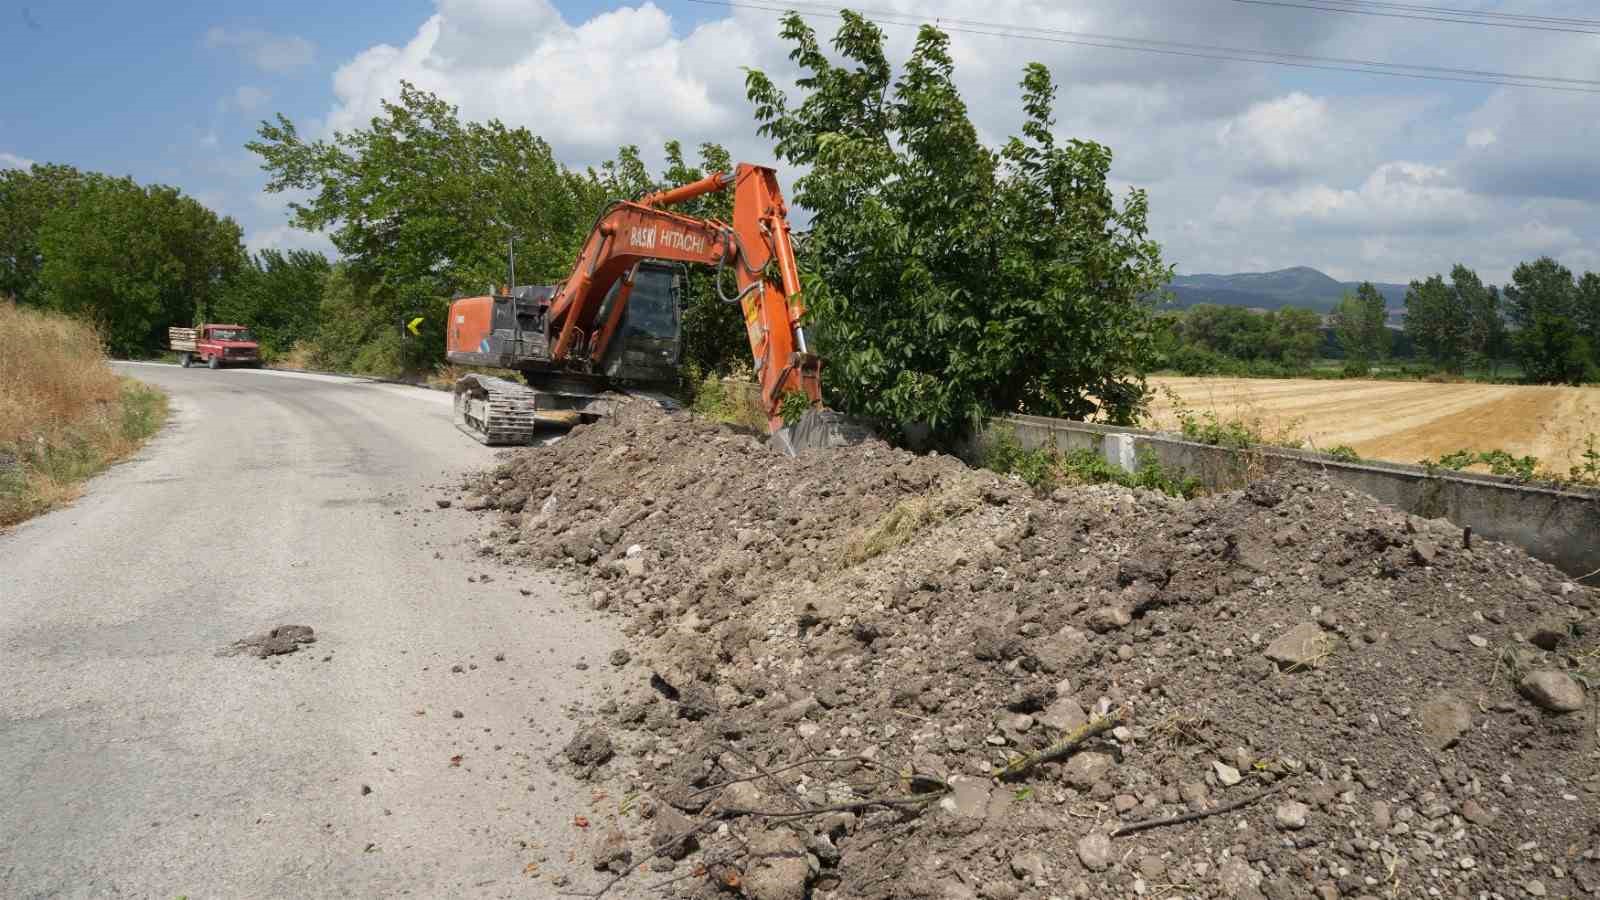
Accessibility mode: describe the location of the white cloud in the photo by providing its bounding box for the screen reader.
[0,152,34,170]
[233,85,271,112]
[289,0,1600,285]
[205,27,315,74]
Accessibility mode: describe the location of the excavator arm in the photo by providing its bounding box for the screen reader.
[543,163,820,431]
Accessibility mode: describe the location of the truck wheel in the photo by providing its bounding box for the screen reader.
[179,353,191,368]
[208,355,220,370]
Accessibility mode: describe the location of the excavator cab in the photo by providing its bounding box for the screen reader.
[598,262,681,384]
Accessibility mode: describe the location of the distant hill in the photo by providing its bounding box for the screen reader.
[1165,266,1408,313]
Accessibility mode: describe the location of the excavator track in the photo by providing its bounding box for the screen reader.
[453,375,542,446]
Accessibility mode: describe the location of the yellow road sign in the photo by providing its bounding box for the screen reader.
[407,317,424,336]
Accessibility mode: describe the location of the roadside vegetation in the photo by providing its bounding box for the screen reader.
[0,303,168,526]
[983,427,1201,499]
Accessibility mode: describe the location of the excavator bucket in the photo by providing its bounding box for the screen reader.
[769,409,875,457]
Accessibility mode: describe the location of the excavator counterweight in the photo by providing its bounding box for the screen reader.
[446,163,825,445]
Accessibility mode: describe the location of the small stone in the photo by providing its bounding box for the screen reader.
[1275,800,1310,831]
[1412,539,1438,565]
[1075,832,1112,872]
[1088,605,1133,633]
[563,727,614,768]
[450,664,464,674]
[434,498,452,509]
[1460,799,1493,825]
[451,709,463,719]
[939,776,992,819]
[1139,856,1166,881]
[1525,879,1547,897]
[651,807,698,860]
[589,828,631,873]
[1371,800,1392,831]
[1038,697,1087,732]
[1419,694,1473,750]
[1467,634,1489,648]
[1519,670,1585,713]
[1180,781,1209,807]
[360,784,372,796]
[1113,794,1139,814]
[1213,761,1242,787]
[1061,752,1114,789]
[1010,852,1047,881]
[744,828,808,900]
[1265,623,1331,671]
[1457,856,1476,870]
[609,649,631,667]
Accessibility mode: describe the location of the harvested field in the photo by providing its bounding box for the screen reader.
[461,405,1600,899]
[1147,377,1600,470]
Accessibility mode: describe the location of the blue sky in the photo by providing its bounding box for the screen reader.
[4,0,1598,284]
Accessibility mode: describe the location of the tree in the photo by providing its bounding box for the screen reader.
[1503,256,1575,328]
[249,82,608,367]
[1577,271,1600,360]
[215,249,332,356]
[1265,307,1324,367]
[35,177,243,356]
[1516,314,1592,385]
[1454,265,1506,375]
[745,14,1169,434]
[1404,273,1468,373]
[0,163,89,305]
[1331,282,1390,372]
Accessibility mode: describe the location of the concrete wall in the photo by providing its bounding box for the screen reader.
[989,414,1600,577]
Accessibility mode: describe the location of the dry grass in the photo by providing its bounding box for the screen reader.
[425,363,525,391]
[0,302,168,527]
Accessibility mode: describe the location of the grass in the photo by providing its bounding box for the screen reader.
[0,302,169,527]
[982,426,1202,499]
[1419,435,1600,489]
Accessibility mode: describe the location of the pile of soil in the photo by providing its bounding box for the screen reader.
[461,403,1599,899]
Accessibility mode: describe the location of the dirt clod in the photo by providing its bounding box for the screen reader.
[222,624,316,658]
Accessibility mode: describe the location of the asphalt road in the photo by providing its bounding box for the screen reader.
[0,364,629,898]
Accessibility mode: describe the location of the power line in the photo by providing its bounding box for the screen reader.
[1232,0,1600,35]
[687,0,1600,93]
[1307,0,1600,28]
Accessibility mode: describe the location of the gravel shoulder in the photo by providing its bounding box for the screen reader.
[0,364,629,898]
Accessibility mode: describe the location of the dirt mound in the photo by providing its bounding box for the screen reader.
[221,624,317,658]
[462,404,1599,899]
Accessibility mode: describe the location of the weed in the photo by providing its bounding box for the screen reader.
[1325,444,1361,462]
[0,305,170,526]
[982,428,1201,499]
[778,390,812,427]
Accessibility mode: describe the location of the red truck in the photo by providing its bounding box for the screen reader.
[169,324,262,369]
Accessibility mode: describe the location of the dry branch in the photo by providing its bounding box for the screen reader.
[1111,780,1287,838]
[997,711,1124,782]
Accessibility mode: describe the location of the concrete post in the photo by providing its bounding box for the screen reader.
[1103,433,1137,473]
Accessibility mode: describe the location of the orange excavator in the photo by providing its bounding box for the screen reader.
[446,163,823,445]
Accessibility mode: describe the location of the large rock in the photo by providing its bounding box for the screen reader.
[1061,752,1115,789]
[1419,694,1473,749]
[1519,670,1585,713]
[1075,832,1112,872]
[1037,696,1088,733]
[1264,623,1331,671]
[743,828,808,900]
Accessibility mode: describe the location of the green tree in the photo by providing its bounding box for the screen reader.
[1576,271,1600,360]
[1516,314,1592,385]
[1265,307,1323,367]
[1454,265,1506,375]
[249,82,607,371]
[1404,272,1468,372]
[1331,282,1390,373]
[215,249,332,356]
[0,163,90,304]
[746,14,1168,435]
[1504,256,1576,328]
[35,177,243,356]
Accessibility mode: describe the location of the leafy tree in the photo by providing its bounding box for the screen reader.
[746,13,1168,435]
[1404,273,1468,373]
[0,163,89,305]
[249,82,608,368]
[1331,282,1390,372]
[1516,314,1592,385]
[1503,256,1575,328]
[1265,307,1324,367]
[1577,271,1600,358]
[35,176,243,356]
[215,249,332,356]
[1454,265,1506,375]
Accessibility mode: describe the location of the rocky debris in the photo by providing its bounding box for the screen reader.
[1518,669,1586,713]
[1264,622,1331,670]
[435,498,452,509]
[222,624,316,658]
[455,403,1598,899]
[1212,761,1242,787]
